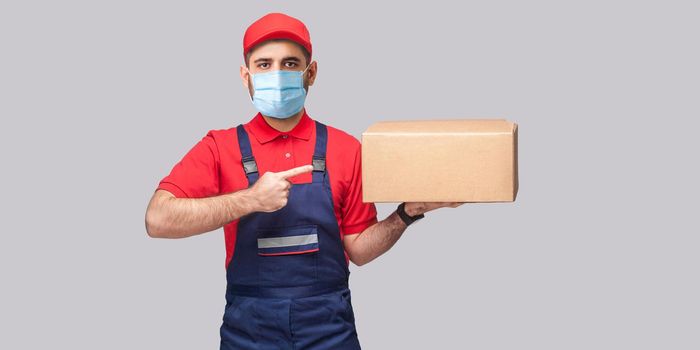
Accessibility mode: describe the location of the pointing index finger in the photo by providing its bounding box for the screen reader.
[278,164,314,179]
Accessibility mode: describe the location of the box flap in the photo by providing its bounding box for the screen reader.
[363,119,515,135]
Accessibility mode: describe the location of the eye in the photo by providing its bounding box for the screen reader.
[257,62,270,69]
[284,61,298,68]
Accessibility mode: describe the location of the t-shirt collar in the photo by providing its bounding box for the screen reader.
[248,109,314,144]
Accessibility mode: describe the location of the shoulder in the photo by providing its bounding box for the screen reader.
[205,126,238,140]
[323,123,362,178]
[203,126,242,148]
[324,124,361,153]
[192,127,244,163]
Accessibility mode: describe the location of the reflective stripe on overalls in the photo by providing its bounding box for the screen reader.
[220,121,361,350]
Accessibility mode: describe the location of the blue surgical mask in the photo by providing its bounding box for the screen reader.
[247,63,312,119]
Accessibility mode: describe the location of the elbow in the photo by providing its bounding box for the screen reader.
[349,254,372,267]
[145,221,160,238]
[145,190,179,238]
[344,234,374,266]
[352,259,368,267]
[145,209,166,238]
[145,218,160,238]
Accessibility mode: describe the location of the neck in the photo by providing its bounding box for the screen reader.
[261,108,305,132]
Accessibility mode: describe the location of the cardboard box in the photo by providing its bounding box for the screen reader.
[361,119,518,203]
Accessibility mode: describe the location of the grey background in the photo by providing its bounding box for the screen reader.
[1,0,698,349]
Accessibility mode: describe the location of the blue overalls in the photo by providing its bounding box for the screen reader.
[220,121,361,350]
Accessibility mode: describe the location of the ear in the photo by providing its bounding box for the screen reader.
[240,64,251,89]
[306,61,318,87]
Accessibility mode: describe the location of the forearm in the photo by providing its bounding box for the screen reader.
[146,188,258,239]
[346,210,409,266]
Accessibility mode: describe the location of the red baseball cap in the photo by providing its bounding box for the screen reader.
[243,13,312,60]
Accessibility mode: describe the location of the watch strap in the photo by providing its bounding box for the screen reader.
[396,202,425,226]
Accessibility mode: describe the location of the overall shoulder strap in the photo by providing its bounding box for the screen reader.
[236,124,259,185]
[312,121,327,183]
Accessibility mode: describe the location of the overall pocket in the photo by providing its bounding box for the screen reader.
[256,224,319,286]
[257,224,319,256]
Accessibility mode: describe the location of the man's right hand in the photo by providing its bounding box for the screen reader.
[248,164,314,213]
[146,164,313,238]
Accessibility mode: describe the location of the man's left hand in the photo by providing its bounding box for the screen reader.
[403,202,465,216]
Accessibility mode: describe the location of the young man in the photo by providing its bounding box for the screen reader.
[145,12,463,350]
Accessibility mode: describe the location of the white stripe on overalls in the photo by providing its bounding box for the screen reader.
[257,234,318,249]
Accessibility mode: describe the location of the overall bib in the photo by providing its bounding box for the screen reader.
[220,121,361,350]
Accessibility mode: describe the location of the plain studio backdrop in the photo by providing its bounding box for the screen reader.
[1,1,698,349]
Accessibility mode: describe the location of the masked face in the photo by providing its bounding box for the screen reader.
[244,63,312,119]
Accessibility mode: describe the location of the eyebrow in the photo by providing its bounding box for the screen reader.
[253,56,302,64]
[253,58,272,64]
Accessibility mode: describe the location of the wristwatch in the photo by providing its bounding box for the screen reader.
[396,202,425,226]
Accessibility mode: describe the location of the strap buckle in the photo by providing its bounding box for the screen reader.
[312,156,326,172]
[242,156,258,175]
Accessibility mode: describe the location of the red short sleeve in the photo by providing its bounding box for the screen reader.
[341,143,378,235]
[156,131,220,198]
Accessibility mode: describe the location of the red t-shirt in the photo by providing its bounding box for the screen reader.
[156,110,378,268]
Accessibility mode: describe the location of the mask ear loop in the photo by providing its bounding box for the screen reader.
[243,66,256,100]
[301,61,314,77]
[300,61,314,90]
